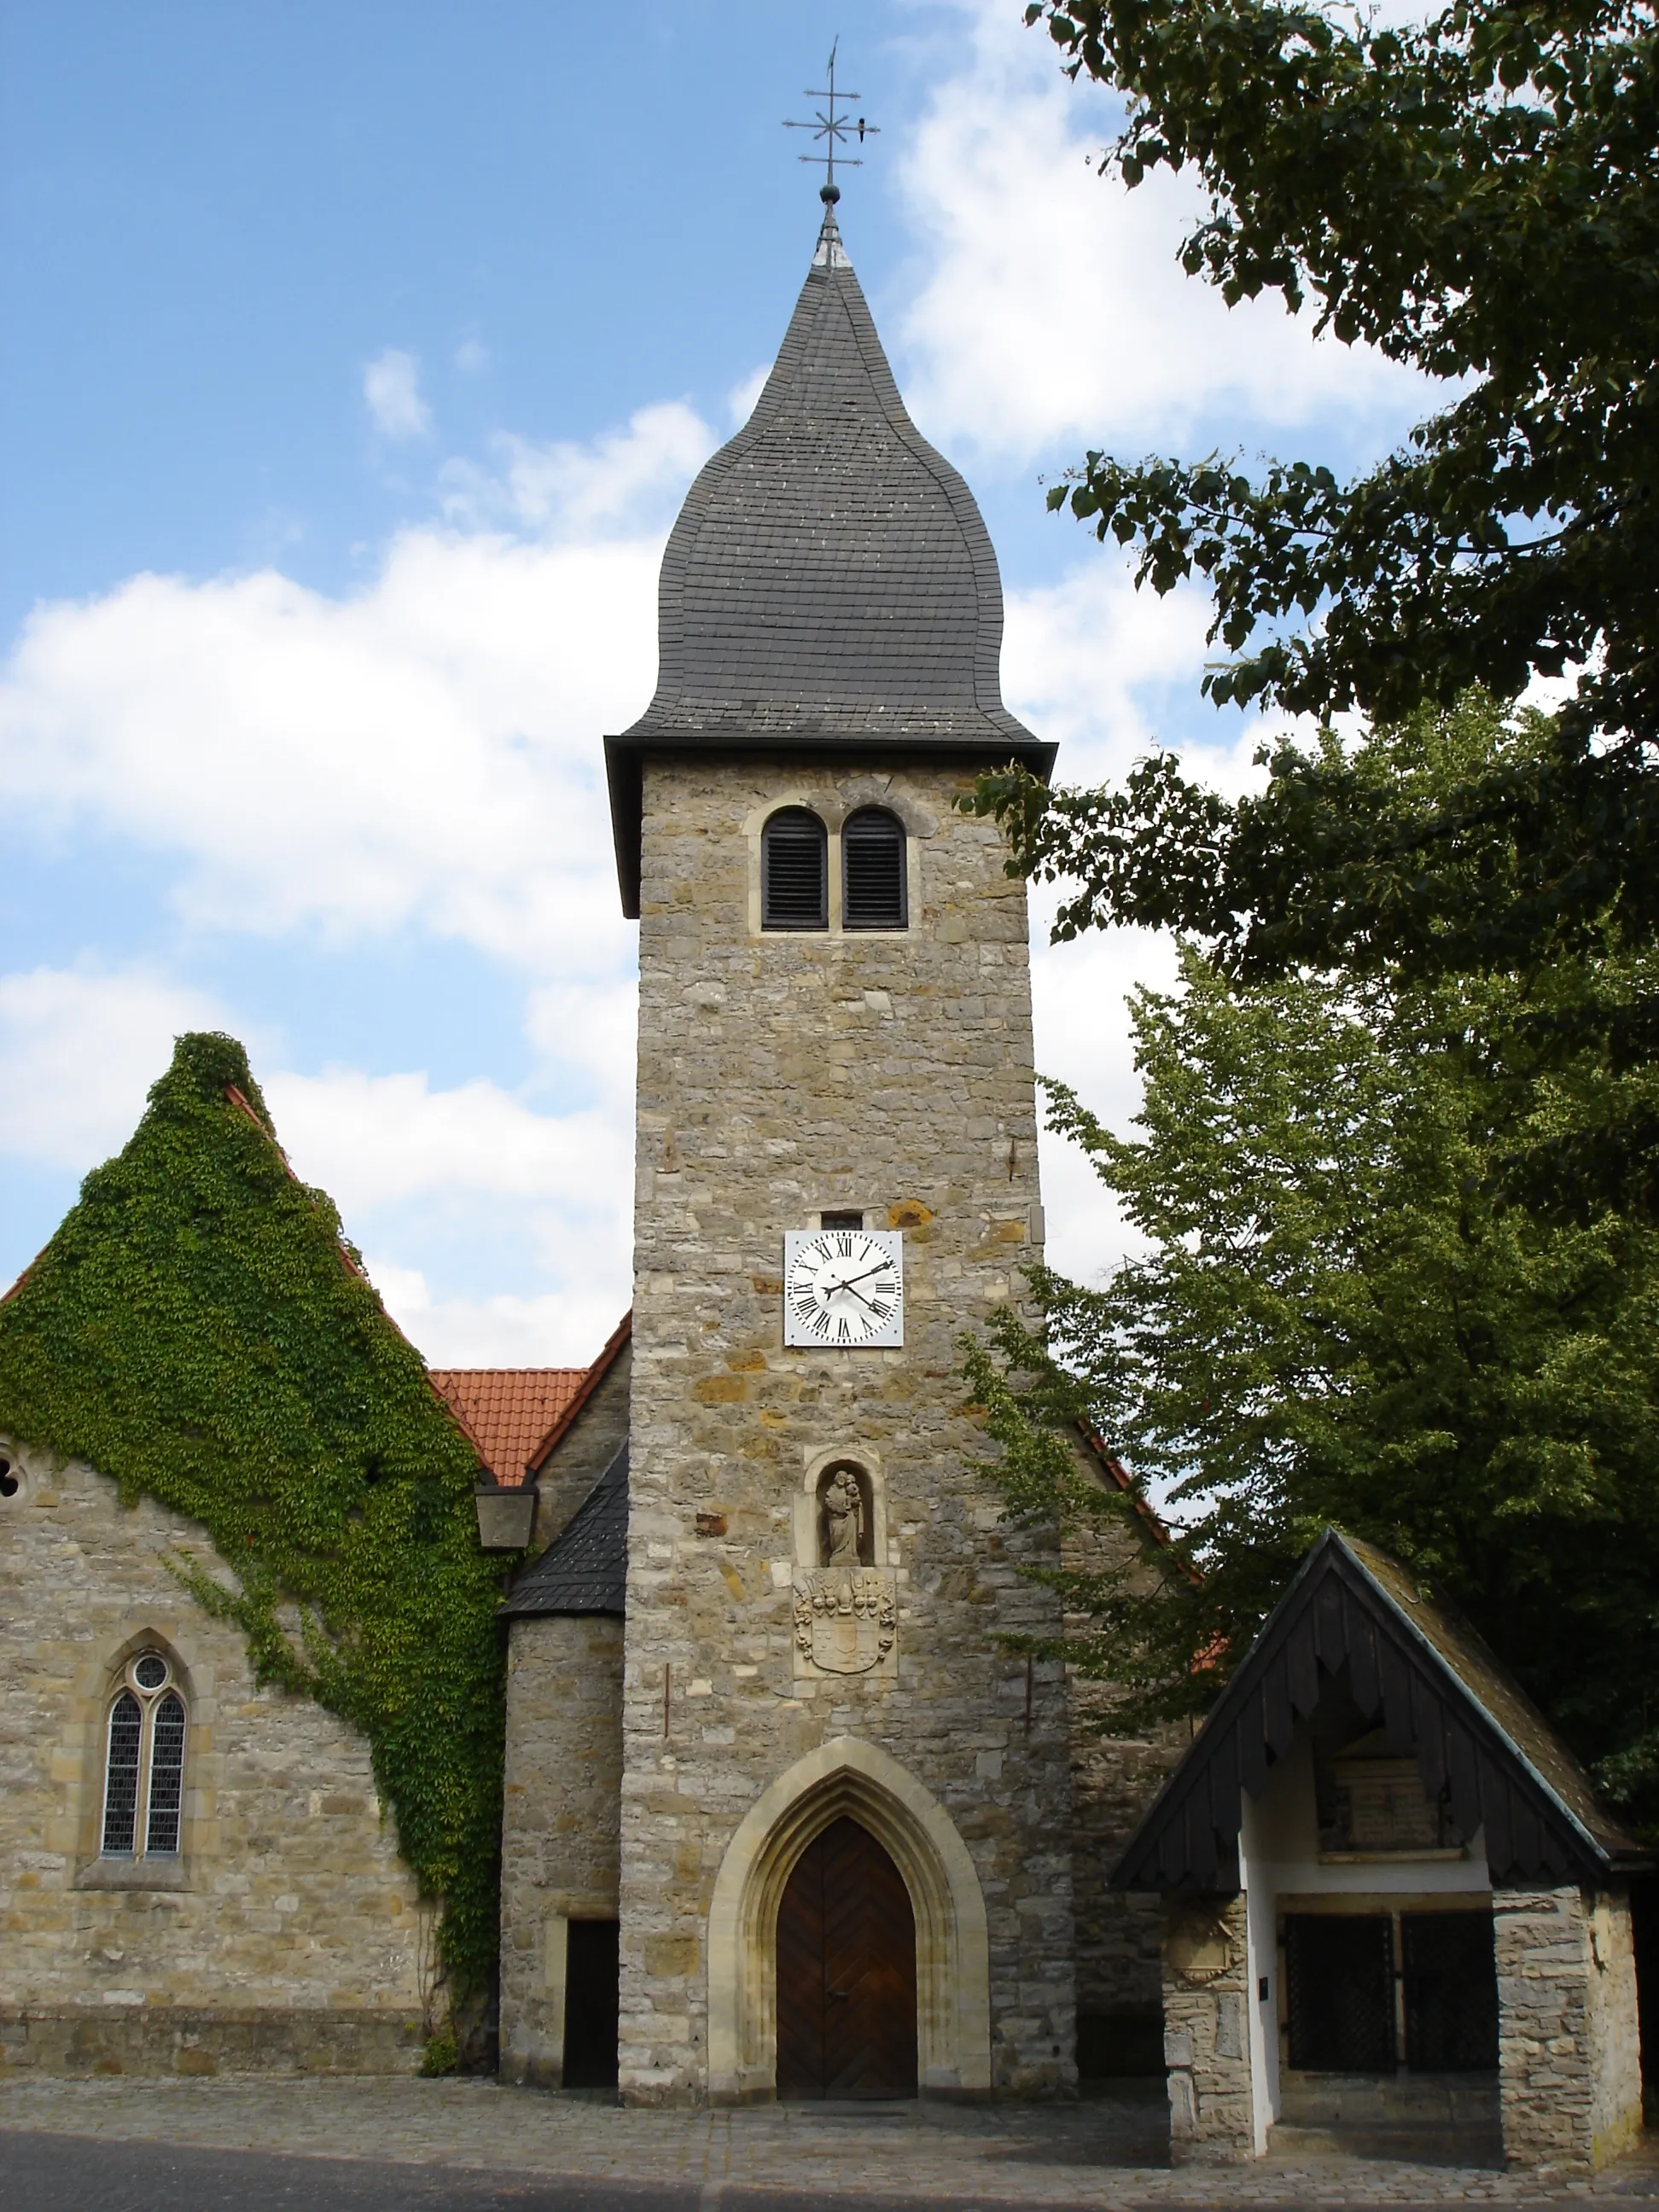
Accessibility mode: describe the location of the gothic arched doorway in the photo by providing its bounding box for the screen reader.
[775,1815,918,2098]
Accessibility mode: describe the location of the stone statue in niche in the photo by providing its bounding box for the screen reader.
[795,1462,894,1674]
[820,1465,866,1566]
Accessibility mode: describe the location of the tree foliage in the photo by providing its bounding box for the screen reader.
[967,704,1659,1839]
[971,1,1659,1079]
[0,1033,512,1997]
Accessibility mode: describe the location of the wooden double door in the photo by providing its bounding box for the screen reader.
[776,1816,918,2099]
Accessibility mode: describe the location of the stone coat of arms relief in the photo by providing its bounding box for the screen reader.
[793,1464,898,1676]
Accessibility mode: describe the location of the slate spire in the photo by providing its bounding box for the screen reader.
[604,207,1054,915]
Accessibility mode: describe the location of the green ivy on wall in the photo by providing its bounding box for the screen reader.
[0,1032,513,2000]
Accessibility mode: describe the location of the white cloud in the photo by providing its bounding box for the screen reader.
[895,1,1429,462]
[366,1261,625,1369]
[726,363,771,428]
[439,402,714,538]
[268,1065,634,1366]
[454,335,489,375]
[264,1064,630,1219]
[0,965,230,1171]
[0,529,655,975]
[363,348,433,440]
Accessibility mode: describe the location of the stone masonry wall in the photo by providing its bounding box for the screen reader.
[532,1342,632,1553]
[1062,1445,1189,2077]
[0,1440,428,2076]
[1496,1885,1643,2173]
[1161,1893,1254,2163]
[620,760,1076,2104]
[1586,1889,1644,2167]
[499,1614,626,2087]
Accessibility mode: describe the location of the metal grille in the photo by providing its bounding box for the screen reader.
[763,809,828,929]
[1284,1913,1395,2071]
[145,1691,187,1854]
[842,808,906,929]
[1403,1912,1499,2071]
[102,1691,142,1854]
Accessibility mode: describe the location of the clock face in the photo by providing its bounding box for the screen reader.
[783,1229,904,1348]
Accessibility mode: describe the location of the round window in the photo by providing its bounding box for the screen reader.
[132,1653,169,1692]
[0,1453,19,1500]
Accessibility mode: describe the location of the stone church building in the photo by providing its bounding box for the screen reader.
[1,195,1647,2163]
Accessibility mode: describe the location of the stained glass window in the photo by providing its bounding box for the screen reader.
[102,1691,143,1854]
[145,1692,187,1855]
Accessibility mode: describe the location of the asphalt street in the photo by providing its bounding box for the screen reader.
[2,2132,1627,2212]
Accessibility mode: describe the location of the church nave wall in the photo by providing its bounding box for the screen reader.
[0,1443,427,2076]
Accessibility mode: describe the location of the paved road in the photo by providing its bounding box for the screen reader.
[0,2128,1158,2212]
[3,2133,703,2212]
[8,2127,1659,2212]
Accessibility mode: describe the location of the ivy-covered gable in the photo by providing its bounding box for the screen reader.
[0,1030,510,1993]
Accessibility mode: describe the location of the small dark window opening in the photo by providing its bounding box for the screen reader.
[842,808,906,930]
[762,809,828,930]
[1402,1912,1499,2071]
[563,1918,620,2088]
[820,1210,863,1231]
[1284,1913,1395,2071]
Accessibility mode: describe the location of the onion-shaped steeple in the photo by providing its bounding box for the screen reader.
[605,205,1054,915]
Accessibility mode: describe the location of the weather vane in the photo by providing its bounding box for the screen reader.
[784,38,879,203]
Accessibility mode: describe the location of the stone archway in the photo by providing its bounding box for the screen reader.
[705,1736,991,2103]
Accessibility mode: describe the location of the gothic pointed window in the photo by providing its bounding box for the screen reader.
[101,1692,143,1854]
[762,808,828,930]
[100,1652,187,1859]
[842,807,906,929]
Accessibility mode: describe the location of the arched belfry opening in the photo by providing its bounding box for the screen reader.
[706,1736,991,2104]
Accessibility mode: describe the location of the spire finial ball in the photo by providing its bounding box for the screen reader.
[820,183,841,205]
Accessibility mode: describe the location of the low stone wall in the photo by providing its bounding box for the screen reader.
[1161,1894,1254,2163]
[0,2005,422,2077]
[1496,1883,1643,2172]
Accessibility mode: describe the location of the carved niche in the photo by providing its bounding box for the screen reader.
[792,1458,897,1677]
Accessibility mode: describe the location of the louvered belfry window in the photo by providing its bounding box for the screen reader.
[842,807,907,930]
[762,808,828,930]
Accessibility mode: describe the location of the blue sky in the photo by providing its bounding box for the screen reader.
[1,1,1433,1363]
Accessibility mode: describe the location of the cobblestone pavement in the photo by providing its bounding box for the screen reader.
[0,2076,1653,2207]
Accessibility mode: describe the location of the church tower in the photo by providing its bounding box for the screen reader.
[608,196,1070,2106]
[498,195,1078,2108]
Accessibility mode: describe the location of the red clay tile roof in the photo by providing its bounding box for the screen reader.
[428,1367,591,1487]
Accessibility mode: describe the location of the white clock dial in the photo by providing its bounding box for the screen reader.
[783,1228,904,1348]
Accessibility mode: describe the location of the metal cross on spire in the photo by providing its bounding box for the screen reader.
[784,38,879,204]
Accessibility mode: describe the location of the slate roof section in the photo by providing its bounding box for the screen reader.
[499,1444,628,1618]
[1112,1527,1646,1895]
[428,1367,589,1487]
[605,206,1056,914]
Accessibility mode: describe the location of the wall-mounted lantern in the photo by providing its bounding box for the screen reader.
[474,1479,538,1551]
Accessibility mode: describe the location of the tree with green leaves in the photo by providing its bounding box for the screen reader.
[970,1,1659,1195]
[967,701,1659,1839]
